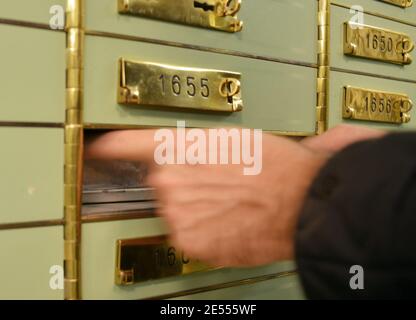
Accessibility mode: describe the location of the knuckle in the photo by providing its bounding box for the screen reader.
[147,170,176,188]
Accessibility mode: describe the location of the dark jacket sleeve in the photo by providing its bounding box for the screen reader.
[296,133,416,299]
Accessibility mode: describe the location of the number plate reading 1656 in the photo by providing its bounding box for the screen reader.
[118,58,243,113]
[343,86,413,124]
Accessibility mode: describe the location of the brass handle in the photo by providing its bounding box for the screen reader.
[219,78,243,112]
[400,38,414,65]
[394,97,412,123]
[216,0,242,17]
[400,98,413,113]
[219,78,241,98]
[401,38,415,54]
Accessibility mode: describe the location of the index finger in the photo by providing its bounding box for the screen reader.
[84,130,159,164]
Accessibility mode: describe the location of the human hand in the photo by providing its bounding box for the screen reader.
[302,124,386,153]
[85,129,328,267]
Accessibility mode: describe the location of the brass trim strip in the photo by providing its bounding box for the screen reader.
[0,18,64,31]
[267,131,315,137]
[84,123,166,130]
[144,271,298,300]
[316,0,330,134]
[0,122,64,128]
[82,210,155,224]
[331,2,416,28]
[84,123,315,137]
[0,219,64,231]
[64,0,84,300]
[85,30,318,69]
[331,67,416,84]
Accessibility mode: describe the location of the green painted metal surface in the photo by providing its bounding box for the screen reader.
[0,0,65,25]
[0,25,65,123]
[0,127,63,224]
[172,274,304,300]
[0,226,64,300]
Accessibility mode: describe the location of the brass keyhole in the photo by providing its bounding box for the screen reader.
[193,1,215,12]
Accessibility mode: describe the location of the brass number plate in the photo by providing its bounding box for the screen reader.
[343,86,413,124]
[118,58,243,112]
[118,0,243,32]
[379,0,413,8]
[115,236,212,285]
[344,22,414,65]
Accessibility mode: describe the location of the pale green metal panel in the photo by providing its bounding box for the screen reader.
[85,0,317,64]
[332,0,416,25]
[0,128,64,224]
[172,274,304,300]
[0,25,65,123]
[84,35,316,133]
[328,70,416,130]
[331,5,416,81]
[0,0,65,24]
[82,218,297,300]
[0,226,64,300]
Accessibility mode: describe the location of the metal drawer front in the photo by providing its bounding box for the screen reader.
[85,0,317,64]
[84,36,316,133]
[82,219,297,299]
[331,5,416,81]
[328,71,416,130]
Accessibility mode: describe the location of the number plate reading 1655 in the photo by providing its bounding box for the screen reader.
[118,58,243,113]
[343,86,413,124]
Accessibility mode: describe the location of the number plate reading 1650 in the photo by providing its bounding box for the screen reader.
[344,22,414,65]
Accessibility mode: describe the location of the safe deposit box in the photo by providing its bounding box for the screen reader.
[0,0,414,299]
